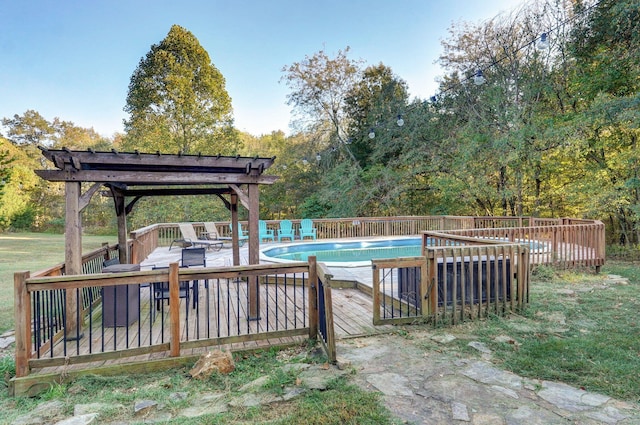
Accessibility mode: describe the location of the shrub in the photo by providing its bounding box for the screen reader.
[531,264,556,281]
[11,206,37,230]
[0,355,15,389]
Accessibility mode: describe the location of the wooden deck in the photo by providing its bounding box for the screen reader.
[29,278,390,377]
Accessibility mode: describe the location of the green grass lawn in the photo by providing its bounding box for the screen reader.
[433,262,640,402]
[0,232,116,334]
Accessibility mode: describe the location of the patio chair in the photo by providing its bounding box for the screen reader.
[259,220,275,242]
[299,219,317,240]
[181,246,206,267]
[170,223,223,251]
[152,247,205,311]
[228,222,249,246]
[152,266,198,311]
[277,219,295,242]
[181,246,208,290]
[102,257,120,268]
[202,222,227,244]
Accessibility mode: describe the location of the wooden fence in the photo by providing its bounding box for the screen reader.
[130,216,604,271]
[372,232,530,326]
[12,256,335,396]
[440,222,605,269]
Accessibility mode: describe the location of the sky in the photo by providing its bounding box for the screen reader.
[1,0,525,138]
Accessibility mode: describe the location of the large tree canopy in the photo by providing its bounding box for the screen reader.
[123,24,235,155]
[1,110,55,147]
[281,47,363,160]
[2,110,112,150]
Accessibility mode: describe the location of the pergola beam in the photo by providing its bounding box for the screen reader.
[35,170,278,185]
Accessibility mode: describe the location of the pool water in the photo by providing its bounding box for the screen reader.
[261,238,423,265]
[260,237,547,267]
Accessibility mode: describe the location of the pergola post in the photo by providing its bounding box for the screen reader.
[64,181,82,339]
[230,193,240,266]
[114,192,129,263]
[248,183,260,320]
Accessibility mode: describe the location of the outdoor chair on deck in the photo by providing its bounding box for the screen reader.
[152,247,206,311]
[277,219,295,242]
[203,221,249,247]
[229,222,249,246]
[102,257,120,268]
[259,220,275,242]
[202,222,222,241]
[152,267,197,312]
[170,223,223,251]
[299,219,317,240]
[181,247,207,268]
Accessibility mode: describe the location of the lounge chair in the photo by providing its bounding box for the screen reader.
[299,219,317,240]
[202,222,224,241]
[203,221,248,247]
[277,219,295,242]
[259,220,275,242]
[170,223,224,251]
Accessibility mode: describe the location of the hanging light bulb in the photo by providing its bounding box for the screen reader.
[536,32,549,50]
[396,115,404,127]
[368,128,376,139]
[316,153,321,162]
[302,157,308,166]
[473,69,485,86]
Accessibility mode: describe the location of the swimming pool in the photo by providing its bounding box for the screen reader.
[260,237,548,267]
[260,238,424,267]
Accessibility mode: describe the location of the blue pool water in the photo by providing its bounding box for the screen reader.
[260,237,546,267]
[261,238,424,265]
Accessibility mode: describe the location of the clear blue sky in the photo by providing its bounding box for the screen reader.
[1,0,523,138]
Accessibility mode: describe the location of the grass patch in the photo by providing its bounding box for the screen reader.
[0,232,116,333]
[269,377,397,425]
[0,346,399,424]
[444,266,640,402]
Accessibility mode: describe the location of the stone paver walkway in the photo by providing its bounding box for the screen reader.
[337,333,640,424]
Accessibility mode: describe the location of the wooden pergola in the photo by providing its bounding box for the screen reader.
[35,147,277,334]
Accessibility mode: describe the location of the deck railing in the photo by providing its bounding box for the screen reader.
[372,232,530,326]
[310,257,336,363]
[439,222,605,269]
[130,216,604,270]
[12,257,337,395]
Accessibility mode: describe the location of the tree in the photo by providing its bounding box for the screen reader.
[566,0,640,243]
[344,63,410,168]
[51,122,110,150]
[1,110,110,151]
[0,137,40,230]
[1,110,55,146]
[123,24,235,155]
[432,0,579,217]
[281,47,363,162]
[0,146,14,198]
